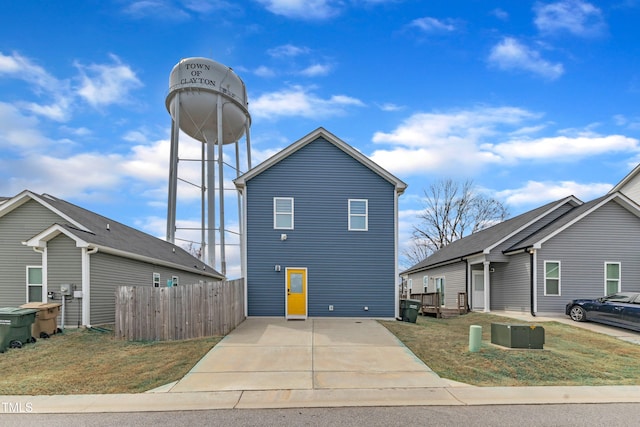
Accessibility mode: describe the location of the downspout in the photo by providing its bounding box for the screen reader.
[530,249,537,316]
[82,246,98,327]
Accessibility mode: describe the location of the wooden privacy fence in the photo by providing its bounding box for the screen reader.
[115,279,245,341]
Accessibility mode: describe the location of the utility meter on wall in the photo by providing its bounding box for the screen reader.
[60,284,73,296]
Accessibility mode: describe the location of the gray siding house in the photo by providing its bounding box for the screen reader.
[0,190,224,326]
[402,192,640,316]
[234,128,407,319]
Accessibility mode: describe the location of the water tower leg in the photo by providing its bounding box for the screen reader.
[245,123,252,169]
[207,130,216,270]
[201,141,206,262]
[166,98,180,243]
[217,95,226,276]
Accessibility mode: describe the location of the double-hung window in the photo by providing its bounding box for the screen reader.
[27,266,43,302]
[544,261,560,296]
[605,262,621,295]
[348,199,368,231]
[153,272,160,288]
[274,197,294,229]
[422,276,429,293]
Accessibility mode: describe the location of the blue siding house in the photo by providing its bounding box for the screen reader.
[234,128,407,319]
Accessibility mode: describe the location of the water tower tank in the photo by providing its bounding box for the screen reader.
[166,57,249,144]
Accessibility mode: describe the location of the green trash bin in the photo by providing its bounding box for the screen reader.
[0,307,39,352]
[401,299,420,323]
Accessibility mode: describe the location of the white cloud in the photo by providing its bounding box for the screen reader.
[491,8,509,20]
[410,17,458,33]
[534,0,606,37]
[299,63,332,77]
[369,106,640,176]
[488,134,639,161]
[0,102,51,151]
[377,102,404,112]
[267,44,310,58]
[488,37,564,80]
[122,1,191,20]
[75,54,143,107]
[496,180,612,206]
[256,0,341,20]
[0,51,73,121]
[250,85,365,119]
[254,65,276,77]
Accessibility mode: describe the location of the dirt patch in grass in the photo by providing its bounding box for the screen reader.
[381,312,640,386]
[0,327,221,395]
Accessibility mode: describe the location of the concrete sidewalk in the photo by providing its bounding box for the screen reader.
[2,317,640,413]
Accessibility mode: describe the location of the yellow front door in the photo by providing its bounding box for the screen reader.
[286,268,307,319]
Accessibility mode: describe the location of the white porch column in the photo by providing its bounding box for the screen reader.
[483,261,491,313]
[81,247,91,327]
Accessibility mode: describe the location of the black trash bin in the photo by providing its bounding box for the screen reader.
[400,299,420,323]
[0,307,39,351]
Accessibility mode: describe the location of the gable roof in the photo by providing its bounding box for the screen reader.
[0,190,223,279]
[234,127,407,194]
[609,163,640,194]
[401,195,582,275]
[505,192,640,253]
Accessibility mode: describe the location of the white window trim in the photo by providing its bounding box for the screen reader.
[604,261,621,295]
[348,199,368,231]
[544,260,561,296]
[422,275,428,293]
[26,265,44,303]
[153,272,160,288]
[172,276,179,287]
[407,278,412,295]
[274,197,294,230]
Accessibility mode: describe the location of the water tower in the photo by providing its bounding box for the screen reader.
[165,57,251,276]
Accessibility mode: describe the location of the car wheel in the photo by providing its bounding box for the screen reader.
[570,305,587,322]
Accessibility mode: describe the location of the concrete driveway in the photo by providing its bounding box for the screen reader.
[169,318,449,393]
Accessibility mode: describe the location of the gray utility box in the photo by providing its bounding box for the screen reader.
[491,323,545,349]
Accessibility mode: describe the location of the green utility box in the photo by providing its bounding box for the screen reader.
[400,299,420,323]
[0,307,39,352]
[491,322,545,349]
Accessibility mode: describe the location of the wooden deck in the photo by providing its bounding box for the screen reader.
[409,292,469,319]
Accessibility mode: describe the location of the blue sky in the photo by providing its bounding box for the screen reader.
[1,0,639,276]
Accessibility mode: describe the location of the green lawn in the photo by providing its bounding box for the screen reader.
[381,312,640,386]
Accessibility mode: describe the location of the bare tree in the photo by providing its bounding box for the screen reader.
[403,179,508,266]
[184,241,203,260]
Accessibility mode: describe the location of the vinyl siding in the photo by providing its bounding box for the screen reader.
[536,200,640,314]
[47,235,82,327]
[490,252,531,312]
[617,172,640,205]
[0,200,64,306]
[407,261,466,307]
[246,137,396,317]
[89,251,217,324]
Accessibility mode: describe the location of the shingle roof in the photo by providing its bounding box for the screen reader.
[3,190,223,279]
[401,196,580,275]
[505,193,640,253]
